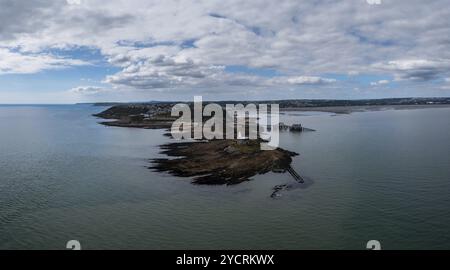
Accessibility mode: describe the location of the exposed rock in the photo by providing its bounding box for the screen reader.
[150,139,299,185]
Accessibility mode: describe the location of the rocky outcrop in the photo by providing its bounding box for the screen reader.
[149,139,299,185]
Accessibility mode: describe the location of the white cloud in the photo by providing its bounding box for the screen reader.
[288,76,336,85]
[272,76,337,85]
[66,0,81,5]
[374,59,450,81]
[104,54,226,89]
[366,0,382,5]
[370,80,390,86]
[69,86,104,95]
[1,0,450,97]
[0,48,88,74]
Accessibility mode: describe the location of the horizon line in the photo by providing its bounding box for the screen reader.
[1,96,450,106]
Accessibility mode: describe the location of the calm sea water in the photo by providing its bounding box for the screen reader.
[1,105,450,250]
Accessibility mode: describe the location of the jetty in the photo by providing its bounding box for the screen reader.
[286,165,304,183]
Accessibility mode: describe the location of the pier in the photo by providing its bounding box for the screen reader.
[286,165,304,183]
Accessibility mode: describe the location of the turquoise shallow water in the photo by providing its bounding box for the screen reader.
[1,105,450,250]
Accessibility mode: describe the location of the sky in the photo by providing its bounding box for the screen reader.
[1,0,450,103]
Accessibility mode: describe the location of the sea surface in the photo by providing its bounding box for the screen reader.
[1,104,450,250]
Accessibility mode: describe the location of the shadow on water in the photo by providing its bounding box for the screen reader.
[270,176,314,199]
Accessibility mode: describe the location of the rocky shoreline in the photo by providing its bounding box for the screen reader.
[150,139,299,185]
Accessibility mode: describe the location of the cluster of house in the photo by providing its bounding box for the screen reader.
[127,104,175,122]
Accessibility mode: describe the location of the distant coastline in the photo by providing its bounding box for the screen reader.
[281,104,450,114]
[91,97,450,109]
[92,97,450,125]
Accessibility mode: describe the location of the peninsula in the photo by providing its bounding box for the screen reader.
[94,102,303,186]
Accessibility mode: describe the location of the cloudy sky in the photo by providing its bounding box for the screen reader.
[1,0,450,103]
